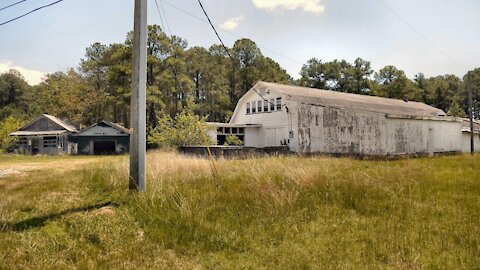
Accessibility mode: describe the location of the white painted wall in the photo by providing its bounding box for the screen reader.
[230,89,291,148]
[461,132,480,153]
[230,87,464,155]
[385,117,462,155]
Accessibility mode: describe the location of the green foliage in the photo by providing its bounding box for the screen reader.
[224,135,243,146]
[148,108,211,148]
[299,58,373,94]
[1,24,480,129]
[447,100,467,117]
[0,116,24,153]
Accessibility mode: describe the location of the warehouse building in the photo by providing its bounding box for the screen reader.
[209,81,465,156]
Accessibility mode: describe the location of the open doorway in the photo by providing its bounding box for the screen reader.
[93,141,116,155]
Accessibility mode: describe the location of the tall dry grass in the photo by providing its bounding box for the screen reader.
[2,152,479,269]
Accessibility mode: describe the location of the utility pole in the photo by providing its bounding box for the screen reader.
[130,0,147,191]
[468,72,474,155]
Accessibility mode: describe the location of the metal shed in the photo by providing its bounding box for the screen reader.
[75,121,130,155]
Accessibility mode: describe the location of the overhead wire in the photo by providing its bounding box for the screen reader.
[374,0,462,69]
[196,0,280,109]
[158,0,172,37]
[0,0,64,27]
[160,0,304,67]
[197,0,234,61]
[0,0,27,12]
[153,0,166,34]
[196,0,284,110]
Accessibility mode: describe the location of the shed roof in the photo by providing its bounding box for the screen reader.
[10,114,78,137]
[461,119,480,133]
[42,114,78,132]
[76,121,130,136]
[256,82,446,118]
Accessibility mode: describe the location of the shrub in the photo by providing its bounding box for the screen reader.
[0,116,24,153]
[225,135,243,146]
[148,108,212,148]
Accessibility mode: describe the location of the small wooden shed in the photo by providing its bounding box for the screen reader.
[10,114,78,155]
[75,121,130,155]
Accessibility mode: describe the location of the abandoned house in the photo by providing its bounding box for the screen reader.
[208,81,466,156]
[75,121,130,155]
[10,114,78,155]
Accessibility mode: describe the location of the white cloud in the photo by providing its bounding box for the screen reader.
[0,60,47,85]
[220,16,245,30]
[252,0,325,14]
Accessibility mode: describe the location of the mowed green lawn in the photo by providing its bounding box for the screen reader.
[0,152,479,269]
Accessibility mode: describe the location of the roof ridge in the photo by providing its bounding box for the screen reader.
[255,81,446,118]
[42,114,78,132]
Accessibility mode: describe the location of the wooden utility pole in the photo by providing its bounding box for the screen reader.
[130,0,147,191]
[468,72,474,154]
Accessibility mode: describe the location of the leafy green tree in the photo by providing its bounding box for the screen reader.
[464,69,480,119]
[0,116,25,153]
[414,73,428,103]
[299,58,327,89]
[351,58,373,94]
[447,100,467,117]
[32,70,90,125]
[0,70,31,120]
[374,66,413,99]
[148,108,211,148]
[424,75,463,112]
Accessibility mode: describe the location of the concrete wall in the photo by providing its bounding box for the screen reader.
[230,88,463,156]
[461,132,480,153]
[288,103,388,155]
[385,117,462,155]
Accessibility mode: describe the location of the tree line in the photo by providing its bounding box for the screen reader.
[1,25,479,150]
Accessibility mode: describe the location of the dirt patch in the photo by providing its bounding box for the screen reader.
[0,158,102,179]
[0,165,39,179]
[96,206,115,216]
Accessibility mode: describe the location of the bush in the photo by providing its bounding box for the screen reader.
[148,109,212,148]
[224,135,243,146]
[0,116,24,153]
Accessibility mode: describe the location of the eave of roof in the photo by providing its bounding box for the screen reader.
[76,121,131,136]
[10,130,67,136]
[207,122,262,128]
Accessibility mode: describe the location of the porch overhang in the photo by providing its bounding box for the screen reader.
[9,130,68,136]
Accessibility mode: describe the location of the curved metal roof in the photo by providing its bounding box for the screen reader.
[256,81,446,118]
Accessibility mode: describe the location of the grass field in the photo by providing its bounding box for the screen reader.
[1,152,479,269]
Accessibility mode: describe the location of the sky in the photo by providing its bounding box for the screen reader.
[0,0,479,85]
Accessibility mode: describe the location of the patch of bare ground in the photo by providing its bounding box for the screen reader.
[0,158,102,180]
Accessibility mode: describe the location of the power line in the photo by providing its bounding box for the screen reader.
[158,0,172,37]
[0,0,64,27]
[375,0,462,69]
[153,0,166,34]
[0,0,27,12]
[196,0,280,108]
[160,0,304,66]
[197,0,234,61]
